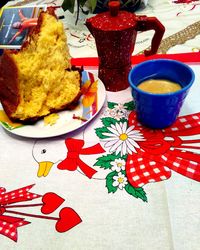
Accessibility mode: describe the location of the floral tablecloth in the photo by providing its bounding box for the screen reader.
[0,63,200,250]
[1,0,200,250]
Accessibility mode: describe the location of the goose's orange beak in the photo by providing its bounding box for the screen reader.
[37,161,54,177]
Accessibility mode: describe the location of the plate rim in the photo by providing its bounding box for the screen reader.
[0,71,106,139]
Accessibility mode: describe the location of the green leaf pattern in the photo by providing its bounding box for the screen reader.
[106,171,118,193]
[94,153,126,170]
[95,101,148,202]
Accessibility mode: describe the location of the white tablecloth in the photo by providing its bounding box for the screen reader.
[0,64,200,250]
[1,1,200,249]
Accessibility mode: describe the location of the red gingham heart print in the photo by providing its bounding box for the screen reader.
[126,111,200,187]
[126,153,171,187]
[163,112,200,136]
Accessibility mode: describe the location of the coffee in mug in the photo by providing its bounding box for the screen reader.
[137,79,182,94]
[128,59,195,129]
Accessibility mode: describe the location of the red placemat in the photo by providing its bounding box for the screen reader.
[71,52,200,68]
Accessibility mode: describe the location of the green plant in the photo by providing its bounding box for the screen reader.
[62,0,98,24]
[61,0,142,24]
[62,0,97,14]
[62,0,142,13]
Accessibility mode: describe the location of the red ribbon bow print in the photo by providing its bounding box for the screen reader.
[0,185,41,241]
[0,215,30,242]
[57,138,105,178]
[126,112,200,188]
[0,185,41,205]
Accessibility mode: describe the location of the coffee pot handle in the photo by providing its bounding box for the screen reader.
[135,16,165,56]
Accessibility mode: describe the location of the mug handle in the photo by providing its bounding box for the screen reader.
[135,16,165,56]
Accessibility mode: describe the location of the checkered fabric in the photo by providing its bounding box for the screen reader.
[0,184,41,205]
[0,217,30,242]
[0,185,41,241]
[126,111,200,188]
[126,153,171,188]
[156,150,200,181]
[163,112,200,136]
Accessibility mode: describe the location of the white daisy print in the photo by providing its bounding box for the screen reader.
[102,122,145,156]
[104,108,117,118]
[114,103,126,111]
[113,109,128,120]
[113,172,128,190]
[111,158,126,172]
[103,105,129,120]
[114,103,129,119]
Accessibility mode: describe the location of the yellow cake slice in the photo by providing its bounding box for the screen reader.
[0,7,81,123]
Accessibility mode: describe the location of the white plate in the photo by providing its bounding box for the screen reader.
[0,71,106,138]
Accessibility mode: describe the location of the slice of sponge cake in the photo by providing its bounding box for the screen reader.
[0,7,81,123]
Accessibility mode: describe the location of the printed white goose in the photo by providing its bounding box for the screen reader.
[32,135,107,179]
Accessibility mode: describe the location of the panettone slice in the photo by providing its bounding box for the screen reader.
[0,7,81,123]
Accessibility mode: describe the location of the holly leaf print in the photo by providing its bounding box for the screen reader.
[124,101,135,111]
[95,117,119,139]
[101,117,118,127]
[106,171,118,193]
[95,126,110,139]
[118,117,128,123]
[95,153,127,169]
[125,184,147,202]
[95,154,115,169]
[107,102,117,109]
[95,99,149,202]
[101,116,128,127]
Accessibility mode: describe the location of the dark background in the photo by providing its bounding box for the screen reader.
[0,1,11,8]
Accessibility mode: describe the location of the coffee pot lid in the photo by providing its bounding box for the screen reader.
[87,1,136,31]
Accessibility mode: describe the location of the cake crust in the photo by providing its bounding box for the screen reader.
[0,51,20,118]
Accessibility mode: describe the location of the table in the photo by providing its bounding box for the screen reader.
[1,0,200,249]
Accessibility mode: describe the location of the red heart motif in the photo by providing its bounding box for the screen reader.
[41,192,65,214]
[56,207,82,233]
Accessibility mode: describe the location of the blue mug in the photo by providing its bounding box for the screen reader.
[128,59,195,129]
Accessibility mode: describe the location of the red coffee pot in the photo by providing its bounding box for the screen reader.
[86,0,165,92]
